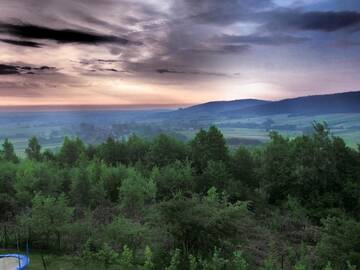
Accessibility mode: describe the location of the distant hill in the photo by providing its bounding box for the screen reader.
[221,91,360,118]
[167,99,269,119]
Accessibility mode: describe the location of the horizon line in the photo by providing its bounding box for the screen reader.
[0,90,358,112]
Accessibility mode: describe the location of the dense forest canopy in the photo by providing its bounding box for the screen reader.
[0,123,359,269]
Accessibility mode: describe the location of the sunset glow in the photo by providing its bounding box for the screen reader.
[1,0,360,107]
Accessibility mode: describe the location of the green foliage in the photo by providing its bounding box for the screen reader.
[30,193,74,249]
[347,261,357,270]
[1,138,18,162]
[0,124,358,270]
[119,245,135,269]
[98,137,126,165]
[165,249,181,270]
[317,217,360,269]
[157,193,249,254]
[324,262,333,270]
[190,126,229,172]
[102,164,127,202]
[151,160,194,200]
[96,243,118,269]
[58,137,85,166]
[25,136,42,161]
[261,122,360,220]
[119,167,156,216]
[294,262,307,270]
[199,160,231,193]
[125,134,149,165]
[233,250,248,270]
[0,162,17,221]
[201,248,228,270]
[147,133,188,167]
[259,241,280,270]
[188,254,198,270]
[260,257,280,270]
[105,215,148,249]
[141,246,154,270]
[81,238,96,263]
[231,146,255,186]
[15,161,63,205]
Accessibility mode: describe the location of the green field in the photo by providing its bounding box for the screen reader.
[1,113,359,154]
[213,113,360,148]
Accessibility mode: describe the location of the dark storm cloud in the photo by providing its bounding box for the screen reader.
[0,63,57,75]
[91,68,120,72]
[176,0,272,25]
[156,69,182,74]
[0,64,19,75]
[216,44,251,53]
[0,22,138,45]
[0,38,43,47]
[220,34,308,45]
[156,68,228,77]
[266,10,360,32]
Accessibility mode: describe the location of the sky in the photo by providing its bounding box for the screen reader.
[0,0,360,107]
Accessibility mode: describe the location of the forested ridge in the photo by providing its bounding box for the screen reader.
[0,123,359,269]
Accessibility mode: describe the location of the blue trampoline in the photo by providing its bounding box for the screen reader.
[0,254,30,270]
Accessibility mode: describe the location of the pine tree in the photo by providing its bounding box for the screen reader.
[119,245,134,269]
[189,254,198,270]
[25,136,42,161]
[1,138,18,162]
[166,249,181,270]
[141,246,154,270]
[324,262,333,270]
[233,250,248,270]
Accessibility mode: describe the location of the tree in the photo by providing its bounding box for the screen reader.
[96,243,118,269]
[98,137,126,165]
[151,160,195,200]
[102,165,127,203]
[0,162,17,221]
[261,131,295,204]
[231,146,256,189]
[165,249,181,270]
[1,138,18,163]
[119,168,156,217]
[201,248,228,270]
[119,245,135,269]
[233,250,248,270]
[189,254,198,270]
[190,126,229,172]
[15,161,63,205]
[25,136,42,161]
[317,217,360,269]
[141,246,154,270]
[157,192,250,255]
[30,193,74,249]
[190,129,209,172]
[125,134,149,165]
[70,166,91,207]
[147,134,188,167]
[206,126,229,163]
[105,215,148,250]
[294,262,307,270]
[198,160,231,194]
[324,262,333,270]
[58,137,85,166]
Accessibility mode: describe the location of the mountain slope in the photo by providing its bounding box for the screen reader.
[221,91,360,117]
[168,99,269,119]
